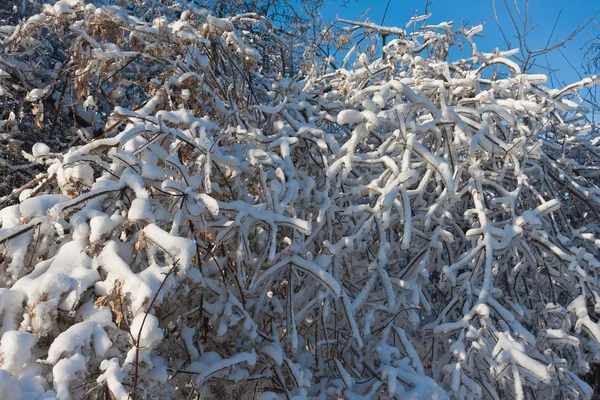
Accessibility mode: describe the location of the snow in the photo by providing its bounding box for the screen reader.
[130,313,163,349]
[20,194,68,219]
[63,164,94,188]
[127,198,155,224]
[32,143,51,158]
[337,109,365,125]
[188,351,257,385]
[181,324,199,360]
[260,343,284,365]
[25,89,43,102]
[0,291,23,339]
[89,214,122,243]
[0,3,598,399]
[95,241,153,315]
[143,223,195,272]
[0,331,35,374]
[97,358,128,400]
[52,353,86,400]
[46,320,112,364]
[13,240,99,336]
[250,255,340,296]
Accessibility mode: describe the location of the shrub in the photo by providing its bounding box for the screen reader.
[0,1,599,399]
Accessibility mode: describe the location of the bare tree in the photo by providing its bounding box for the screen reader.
[584,22,600,74]
[491,0,596,73]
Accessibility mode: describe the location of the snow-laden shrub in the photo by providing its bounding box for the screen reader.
[0,2,599,399]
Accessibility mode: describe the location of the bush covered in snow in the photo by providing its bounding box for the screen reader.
[0,1,600,399]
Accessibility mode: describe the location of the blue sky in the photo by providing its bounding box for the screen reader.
[321,0,599,88]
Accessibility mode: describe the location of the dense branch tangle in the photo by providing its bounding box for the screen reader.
[0,2,599,399]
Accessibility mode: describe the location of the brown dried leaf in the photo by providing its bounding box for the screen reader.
[94,280,126,328]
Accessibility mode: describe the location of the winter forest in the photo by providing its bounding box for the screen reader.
[0,0,600,398]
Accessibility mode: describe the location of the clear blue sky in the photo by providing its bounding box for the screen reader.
[321,0,599,87]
